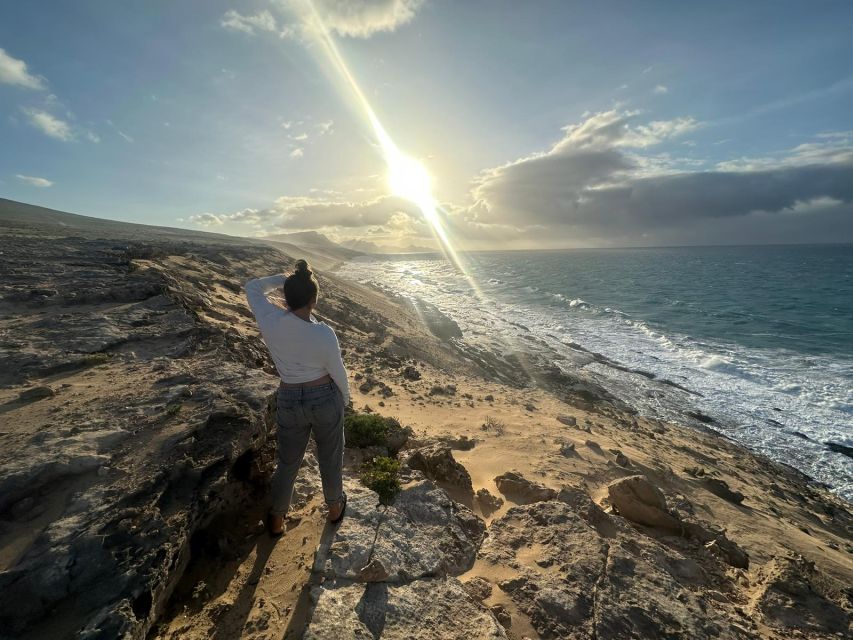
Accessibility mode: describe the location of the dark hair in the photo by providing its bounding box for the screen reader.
[283,259,319,310]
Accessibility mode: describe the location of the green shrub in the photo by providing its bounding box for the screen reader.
[344,412,390,448]
[361,456,401,505]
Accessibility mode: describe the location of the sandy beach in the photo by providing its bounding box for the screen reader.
[1,199,851,639]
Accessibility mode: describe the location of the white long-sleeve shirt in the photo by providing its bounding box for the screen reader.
[245,274,349,403]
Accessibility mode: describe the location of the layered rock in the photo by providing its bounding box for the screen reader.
[0,234,286,638]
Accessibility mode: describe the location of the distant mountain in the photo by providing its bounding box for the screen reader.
[263,230,342,249]
[340,238,436,254]
[0,198,358,268]
[264,231,434,256]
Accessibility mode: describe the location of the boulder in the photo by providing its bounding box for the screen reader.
[405,445,474,501]
[494,471,557,504]
[606,475,681,531]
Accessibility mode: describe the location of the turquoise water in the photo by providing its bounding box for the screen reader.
[339,244,853,499]
[498,245,853,357]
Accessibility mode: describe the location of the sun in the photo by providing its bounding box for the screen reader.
[387,151,434,210]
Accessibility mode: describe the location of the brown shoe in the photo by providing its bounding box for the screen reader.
[328,494,347,524]
[267,513,284,537]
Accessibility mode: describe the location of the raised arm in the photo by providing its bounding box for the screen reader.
[244,274,286,322]
[323,328,350,405]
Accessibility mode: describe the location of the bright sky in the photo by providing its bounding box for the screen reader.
[2,1,852,249]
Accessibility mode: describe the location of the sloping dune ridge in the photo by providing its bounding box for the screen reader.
[0,198,851,640]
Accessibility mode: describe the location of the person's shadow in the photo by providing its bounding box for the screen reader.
[281,519,360,639]
[224,530,278,635]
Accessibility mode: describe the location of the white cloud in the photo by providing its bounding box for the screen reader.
[653,84,669,94]
[221,9,278,35]
[85,130,101,143]
[715,131,853,171]
[317,120,334,134]
[289,132,308,141]
[551,109,698,152]
[0,48,45,90]
[188,212,225,226]
[313,0,425,37]
[188,193,424,237]
[22,108,74,141]
[279,0,426,39]
[15,174,53,187]
[290,147,305,158]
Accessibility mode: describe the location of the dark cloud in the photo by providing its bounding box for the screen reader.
[467,110,853,245]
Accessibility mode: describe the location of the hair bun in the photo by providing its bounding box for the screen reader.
[294,259,312,278]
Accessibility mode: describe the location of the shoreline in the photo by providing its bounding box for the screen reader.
[334,256,853,503]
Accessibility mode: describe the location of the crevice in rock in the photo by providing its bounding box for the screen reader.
[591,542,611,640]
[363,506,387,569]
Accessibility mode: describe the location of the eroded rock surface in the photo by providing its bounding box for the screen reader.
[479,491,750,639]
[315,478,485,583]
[306,577,508,640]
[749,554,852,636]
[306,477,502,639]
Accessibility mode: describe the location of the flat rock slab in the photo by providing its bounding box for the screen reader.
[305,577,508,640]
[316,478,485,583]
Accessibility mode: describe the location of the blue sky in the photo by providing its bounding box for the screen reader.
[1,1,852,248]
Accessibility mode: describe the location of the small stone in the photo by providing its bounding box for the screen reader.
[559,442,576,456]
[475,488,504,516]
[462,576,493,602]
[609,449,630,467]
[557,415,577,427]
[490,603,512,629]
[402,365,421,381]
[19,386,55,401]
[358,558,390,582]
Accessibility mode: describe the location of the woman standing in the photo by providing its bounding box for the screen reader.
[245,260,349,536]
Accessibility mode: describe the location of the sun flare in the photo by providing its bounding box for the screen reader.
[387,152,434,211]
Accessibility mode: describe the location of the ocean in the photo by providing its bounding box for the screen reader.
[337,244,853,501]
